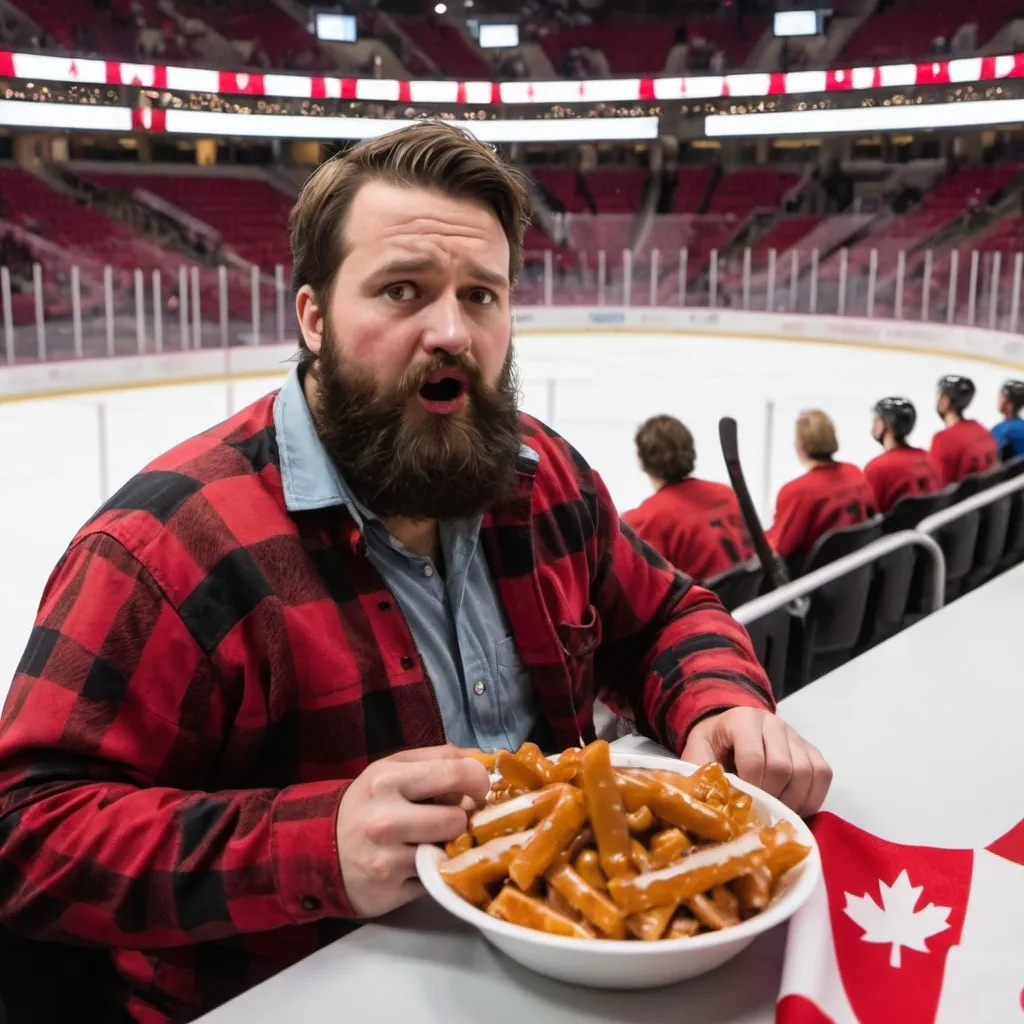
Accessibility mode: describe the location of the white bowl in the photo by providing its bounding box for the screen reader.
[416,750,820,990]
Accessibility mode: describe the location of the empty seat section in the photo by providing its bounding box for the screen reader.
[583,170,648,215]
[82,173,293,270]
[540,20,676,76]
[707,169,799,218]
[398,18,491,78]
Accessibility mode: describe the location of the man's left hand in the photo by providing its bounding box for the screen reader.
[680,708,832,817]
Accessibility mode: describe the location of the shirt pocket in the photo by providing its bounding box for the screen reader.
[555,603,602,714]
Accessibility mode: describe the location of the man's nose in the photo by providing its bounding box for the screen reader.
[419,291,472,359]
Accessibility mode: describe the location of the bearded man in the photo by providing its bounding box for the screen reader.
[0,123,830,1024]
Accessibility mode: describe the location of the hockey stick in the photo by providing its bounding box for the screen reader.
[719,416,789,591]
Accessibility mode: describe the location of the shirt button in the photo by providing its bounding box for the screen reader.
[400,655,415,670]
[473,680,486,696]
[301,895,321,912]
[423,564,434,578]
[377,600,392,611]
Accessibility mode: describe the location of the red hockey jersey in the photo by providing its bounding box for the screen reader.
[623,478,754,582]
[863,446,943,515]
[766,461,876,563]
[930,419,998,486]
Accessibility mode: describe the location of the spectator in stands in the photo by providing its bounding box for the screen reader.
[766,410,876,572]
[863,397,942,514]
[0,122,830,1024]
[623,415,753,582]
[931,374,998,485]
[992,379,1024,460]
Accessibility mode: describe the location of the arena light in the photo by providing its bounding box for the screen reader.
[0,99,131,131]
[0,100,658,142]
[705,97,1024,137]
[159,109,660,142]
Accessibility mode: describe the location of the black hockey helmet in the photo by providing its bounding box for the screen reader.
[1001,379,1024,413]
[873,397,916,440]
[937,374,976,413]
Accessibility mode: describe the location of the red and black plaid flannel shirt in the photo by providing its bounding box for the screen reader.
[0,393,773,1022]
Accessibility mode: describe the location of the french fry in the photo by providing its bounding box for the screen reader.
[762,821,813,878]
[649,828,692,868]
[581,741,633,879]
[687,893,739,930]
[460,749,498,771]
[626,903,677,941]
[445,832,473,858]
[546,862,627,939]
[727,790,753,829]
[626,806,654,833]
[546,883,582,922]
[495,750,547,791]
[488,886,595,938]
[711,884,740,918]
[666,914,701,939]
[575,849,607,891]
[733,864,773,913]
[617,771,734,843]
[440,829,535,905]
[470,787,561,845]
[566,825,595,860]
[607,831,766,915]
[629,837,652,873]
[508,786,587,890]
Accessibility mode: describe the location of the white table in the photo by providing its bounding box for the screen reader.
[198,563,1024,1023]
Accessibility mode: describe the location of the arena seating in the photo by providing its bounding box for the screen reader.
[582,169,650,215]
[668,167,716,215]
[528,167,589,214]
[707,169,801,218]
[79,172,292,271]
[838,0,1020,65]
[539,20,677,76]
[824,163,1024,284]
[684,15,770,70]
[750,217,823,261]
[11,0,175,62]
[398,18,491,79]
[159,0,331,70]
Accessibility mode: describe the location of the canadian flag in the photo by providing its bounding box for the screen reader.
[777,811,1024,1024]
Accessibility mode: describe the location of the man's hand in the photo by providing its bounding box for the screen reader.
[680,708,832,817]
[337,745,490,917]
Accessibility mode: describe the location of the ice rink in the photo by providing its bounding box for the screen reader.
[0,327,1012,694]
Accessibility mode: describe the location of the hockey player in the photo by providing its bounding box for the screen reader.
[766,410,876,574]
[991,379,1024,460]
[623,415,753,582]
[863,397,942,514]
[930,374,997,485]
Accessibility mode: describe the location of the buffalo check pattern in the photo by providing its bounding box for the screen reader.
[0,392,773,1023]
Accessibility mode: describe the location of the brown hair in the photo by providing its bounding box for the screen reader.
[289,121,532,346]
[796,409,839,460]
[635,415,696,484]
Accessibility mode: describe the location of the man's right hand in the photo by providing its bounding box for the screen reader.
[336,745,490,917]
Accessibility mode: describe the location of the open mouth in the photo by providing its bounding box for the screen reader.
[419,376,467,403]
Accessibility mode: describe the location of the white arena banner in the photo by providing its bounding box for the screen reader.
[0,48,1022,107]
[4,309,1023,401]
[0,100,658,142]
[157,110,661,143]
[707,97,1024,137]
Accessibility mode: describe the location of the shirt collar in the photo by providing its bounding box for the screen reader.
[273,362,539,518]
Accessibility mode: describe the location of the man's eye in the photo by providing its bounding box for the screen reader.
[384,283,417,301]
[469,288,496,305]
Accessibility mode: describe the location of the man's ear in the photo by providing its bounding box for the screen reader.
[296,285,324,355]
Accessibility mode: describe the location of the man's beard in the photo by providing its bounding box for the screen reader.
[308,326,523,521]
